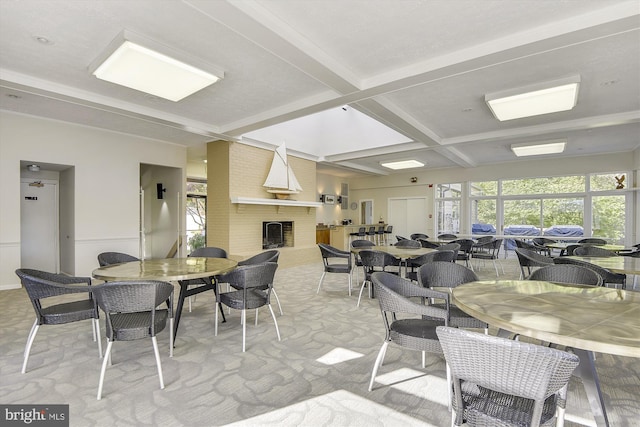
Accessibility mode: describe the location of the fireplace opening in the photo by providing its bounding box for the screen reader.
[263,221,293,249]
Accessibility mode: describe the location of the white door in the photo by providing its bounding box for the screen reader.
[20,180,59,272]
[389,197,427,239]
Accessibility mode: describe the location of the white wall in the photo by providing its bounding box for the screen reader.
[0,112,186,287]
[316,173,348,225]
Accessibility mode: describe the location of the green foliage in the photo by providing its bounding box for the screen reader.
[188,232,205,253]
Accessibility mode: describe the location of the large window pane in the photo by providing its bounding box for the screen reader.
[471,199,496,229]
[437,183,462,198]
[503,199,541,227]
[591,173,627,191]
[186,181,207,255]
[437,200,460,234]
[592,195,625,243]
[542,198,583,228]
[502,176,585,195]
[470,181,497,196]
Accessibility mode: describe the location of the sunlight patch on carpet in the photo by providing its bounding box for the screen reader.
[375,368,449,406]
[316,347,364,365]
[223,389,437,427]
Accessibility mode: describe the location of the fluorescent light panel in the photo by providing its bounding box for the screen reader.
[92,39,221,102]
[381,160,424,170]
[511,140,566,157]
[486,76,580,121]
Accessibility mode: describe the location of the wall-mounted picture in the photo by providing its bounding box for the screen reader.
[324,194,335,204]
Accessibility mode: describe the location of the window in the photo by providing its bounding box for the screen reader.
[186,180,206,254]
[436,183,461,234]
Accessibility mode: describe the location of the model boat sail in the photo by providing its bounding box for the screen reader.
[263,142,303,199]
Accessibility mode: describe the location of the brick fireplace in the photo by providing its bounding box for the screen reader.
[263,221,294,249]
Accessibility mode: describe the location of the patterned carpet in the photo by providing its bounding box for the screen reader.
[1,256,638,426]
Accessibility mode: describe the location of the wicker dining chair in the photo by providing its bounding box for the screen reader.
[394,239,422,248]
[356,250,400,307]
[578,238,608,245]
[215,262,280,352]
[573,246,617,257]
[436,326,579,427]
[528,264,603,286]
[368,272,450,391]
[405,250,455,281]
[316,243,353,295]
[417,261,487,331]
[515,248,554,279]
[236,250,282,314]
[553,257,626,289]
[97,252,139,267]
[410,233,429,240]
[471,238,504,276]
[94,280,174,400]
[351,239,375,284]
[15,268,102,374]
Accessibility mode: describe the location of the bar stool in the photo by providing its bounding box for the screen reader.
[349,227,366,246]
[383,225,393,245]
[365,226,377,243]
[376,225,386,245]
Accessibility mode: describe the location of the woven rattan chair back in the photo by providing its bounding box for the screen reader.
[394,239,421,248]
[410,233,429,240]
[515,248,554,279]
[97,252,139,267]
[436,242,460,259]
[578,238,608,245]
[93,280,174,400]
[417,261,478,290]
[553,257,625,288]
[528,264,603,286]
[573,246,616,257]
[367,272,450,391]
[436,326,579,427]
[237,249,279,266]
[215,263,280,352]
[15,268,101,373]
[316,244,352,295]
[351,239,375,248]
[189,246,228,258]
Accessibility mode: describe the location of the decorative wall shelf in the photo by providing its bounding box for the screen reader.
[231,197,322,214]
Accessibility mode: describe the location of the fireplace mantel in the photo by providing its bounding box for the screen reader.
[231,197,322,213]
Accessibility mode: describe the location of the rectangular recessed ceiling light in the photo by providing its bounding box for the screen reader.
[486,76,580,121]
[380,160,424,170]
[90,32,223,102]
[511,140,566,157]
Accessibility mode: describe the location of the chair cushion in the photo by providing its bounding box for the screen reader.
[390,319,444,352]
[325,264,351,274]
[219,289,268,310]
[40,299,96,325]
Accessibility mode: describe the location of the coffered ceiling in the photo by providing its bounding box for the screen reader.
[1,1,639,177]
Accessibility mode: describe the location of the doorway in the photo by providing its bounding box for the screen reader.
[21,179,59,272]
[360,199,373,224]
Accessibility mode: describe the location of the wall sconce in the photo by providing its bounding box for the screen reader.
[410,177,418,183]
[157,183,166,199]
[337,195,342,204]
[319,194,325,203]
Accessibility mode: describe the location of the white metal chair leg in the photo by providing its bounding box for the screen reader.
[255,308,259,326]
[22,320,39,374]
[446,363,452,412]
[357,280,368,307]
[268,304,281,341]
[271,288,283,315]
[422,351,426,369]
[94,318,103,358]
[316,272,327,294]
[151,336,164,389]
[242,309,246,352]
[97,341,113,400]
[368,341,389,391]
[214,302,219,336]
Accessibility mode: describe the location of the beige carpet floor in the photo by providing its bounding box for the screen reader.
[1,255,638,426]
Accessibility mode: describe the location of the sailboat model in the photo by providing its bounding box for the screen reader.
[263,142,303,199]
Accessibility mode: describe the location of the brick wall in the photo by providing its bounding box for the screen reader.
[207,141,319,267]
